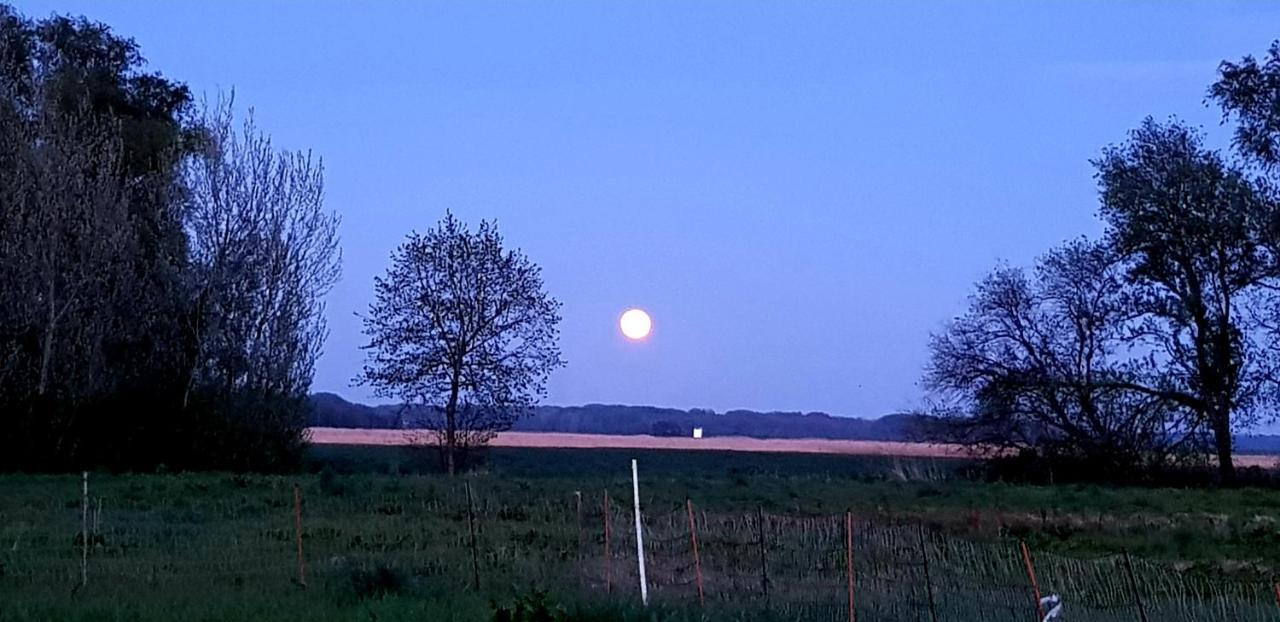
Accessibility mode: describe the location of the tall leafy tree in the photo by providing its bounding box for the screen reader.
[358,214,564,475]
[0,5,195,468]
[1211,40,1280,170]
[0,4,340,471]
[1210,41,1280,471]
[0,80,135,461]
[1094,118,1277,482]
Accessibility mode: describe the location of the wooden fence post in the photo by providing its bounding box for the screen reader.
[1020,540,1045,621]
[465,480,481,591]
[1121,549,1149,622]
[845,511,857,622]
[756,506,770,608]
[603,490,612,594]
[686,498,704,606]
[293,483,306,587]
[81,471,88,589]
[575,491,583,587]
[917,524,938,622]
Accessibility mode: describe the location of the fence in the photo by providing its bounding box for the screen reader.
[0,473,1277,621]
[577,499,1277,621]
[599,504,1280,622]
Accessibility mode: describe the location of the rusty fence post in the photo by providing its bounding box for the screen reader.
[846,511,857,622]
[465,480,481,591]
[686,498,704,606]
[917,524,938,622]
[1020,540,1045,621]
[293,483,306,587]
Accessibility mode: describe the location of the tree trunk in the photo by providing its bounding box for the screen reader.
[38,318,55,396]
[180,294,207,410]
[444,378,460,476]
[1211,407,1236,484]
[37,279,58,396]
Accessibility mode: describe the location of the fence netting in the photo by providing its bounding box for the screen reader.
[0,480,1275,622]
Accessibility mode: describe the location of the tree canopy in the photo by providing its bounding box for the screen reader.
[0,4,339,471]
[931,41,1280,483]
[358,213,564,474]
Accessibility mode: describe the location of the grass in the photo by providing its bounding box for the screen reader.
[0,445,1278,620]
[311,445,1280,565]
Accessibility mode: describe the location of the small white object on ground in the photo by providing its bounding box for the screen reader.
[1040,594,1063,621]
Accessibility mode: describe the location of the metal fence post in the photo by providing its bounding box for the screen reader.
[81,471,88,589]
[1121,549,1149,622]
[917,524,938,622]
[846,511,857,622]
[465,480,481,591]
[686,498,704,606]
[1020,540,1045,621]
[631,459,648,606]
[293,483,306,587]
[756,506,770,607]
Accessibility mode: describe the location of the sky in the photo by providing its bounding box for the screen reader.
[18,1,1280,420]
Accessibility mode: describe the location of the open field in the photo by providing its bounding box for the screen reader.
[309,427,1280,468]
[310,428,973,457]
[3,446,1280,621]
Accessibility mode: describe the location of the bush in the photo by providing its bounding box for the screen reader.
[491,590,567,622]
[979,447,1280,488]
[318,466,349,496]
[343,560,406,600]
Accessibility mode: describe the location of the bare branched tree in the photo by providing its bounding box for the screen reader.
[181,96,341,464]
[358,213,564,474]
[926,239,1203,472]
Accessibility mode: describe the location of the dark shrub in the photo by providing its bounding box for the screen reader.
[346,561,405,600]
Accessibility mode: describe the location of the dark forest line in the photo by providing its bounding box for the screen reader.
[309,392,1280,453]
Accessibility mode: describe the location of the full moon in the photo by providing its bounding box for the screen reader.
[619,308,652,340]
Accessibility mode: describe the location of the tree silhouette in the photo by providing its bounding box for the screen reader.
[358,213,564,474]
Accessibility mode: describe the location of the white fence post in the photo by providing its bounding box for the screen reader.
[631,459,648,606]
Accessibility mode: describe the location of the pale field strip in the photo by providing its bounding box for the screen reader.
[309,427,1280,468]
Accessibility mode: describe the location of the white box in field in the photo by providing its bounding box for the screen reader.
[692,427,703,439]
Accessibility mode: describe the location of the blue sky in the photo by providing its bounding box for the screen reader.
[19,1,1280,420]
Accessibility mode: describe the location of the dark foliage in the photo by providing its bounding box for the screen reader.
[1210,40,1280,169]
[490,591,568,622]
[927,239,1204,473]
[650,420,684,437]
[0,5,337,472]
[1094,118,1278,482]
[345,561,406,600]
[929,42,1280,484]
[357,213,563,475]
[979,447,1280,488]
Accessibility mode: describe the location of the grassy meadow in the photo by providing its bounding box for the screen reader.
[1,445,1279,621]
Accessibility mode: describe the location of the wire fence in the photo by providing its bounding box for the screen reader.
[578,502,1279,622]
[0,475,1277,621]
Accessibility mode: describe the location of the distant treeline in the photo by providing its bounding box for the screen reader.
[309,392,1280,454]
[312,392,944,441]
